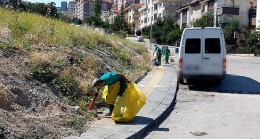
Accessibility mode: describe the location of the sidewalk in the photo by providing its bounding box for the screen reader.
[66,62,178,139]
[228,54,255,57]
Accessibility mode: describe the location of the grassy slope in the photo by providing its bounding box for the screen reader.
[0,8,151,138]
[0,7,151,96]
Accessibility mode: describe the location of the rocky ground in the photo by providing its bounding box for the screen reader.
[0,48,89,138]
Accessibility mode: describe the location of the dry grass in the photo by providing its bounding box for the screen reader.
[0,7,150,106]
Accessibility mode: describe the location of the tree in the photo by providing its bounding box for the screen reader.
[193,10,214,27]
[223,20,240,45]
[72,18,83,25]
[46,2,58,18]
[27,2,47,16]
[10,0,18,9]
[23,2,57,18]
[109,7,128,33]
[93,0,101,18]
[166,27,183,45]
[148,17,181,44]
[85,16,102,27]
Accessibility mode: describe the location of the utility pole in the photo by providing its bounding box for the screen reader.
[149,0,153,50]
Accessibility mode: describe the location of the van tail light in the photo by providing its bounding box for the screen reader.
[223,58,226,70]
[179,58,183,69]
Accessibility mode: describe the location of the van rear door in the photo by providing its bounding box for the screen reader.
[202,29,223,75]
[182,29,203,76]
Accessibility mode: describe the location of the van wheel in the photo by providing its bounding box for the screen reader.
[215,79,222,85]
[178,76,184,84]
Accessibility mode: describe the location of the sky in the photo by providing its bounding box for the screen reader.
[25,0,71,7]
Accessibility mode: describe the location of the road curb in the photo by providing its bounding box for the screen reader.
[228,54,255,57]
[127,67,179,139]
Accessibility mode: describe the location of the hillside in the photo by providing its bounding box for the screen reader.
[0,8,151,138]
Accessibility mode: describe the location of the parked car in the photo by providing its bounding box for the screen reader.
[178,27,227,84]
[134,36,144,42]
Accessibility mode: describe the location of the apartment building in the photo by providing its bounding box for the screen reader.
[178,0,214,27]
[68,1,78,18]
[108,0,139,24]
[138,0,183,29]
[124,4,143,33]
[178,0,256,28]
[77,0,112,20]
[77,0,89,20]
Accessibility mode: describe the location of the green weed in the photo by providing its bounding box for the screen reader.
[29,64,55,83]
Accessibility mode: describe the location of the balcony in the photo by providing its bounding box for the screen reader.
[217,14,238,24]
[153,0,161,4]
[139,4,147,12]
[133,14,140,19]
[163,6,178,11]
[217,4,239,15]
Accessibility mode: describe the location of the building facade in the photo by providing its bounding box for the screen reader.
[68,1,78,18]
[124,4,143,33]
[257,0,260,29]
[76,0,112,20]
[178,0,257,28]
[138,0,183,29]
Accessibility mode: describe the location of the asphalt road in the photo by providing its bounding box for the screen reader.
[145,55,260,139]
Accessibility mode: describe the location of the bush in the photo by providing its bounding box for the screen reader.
[115,31,127,38]
[54,74,80,98]
[223,20,240,45]
[236,32,260,55]
[62,117,86,131]
[192,10,214,27]
[30,64,55,83]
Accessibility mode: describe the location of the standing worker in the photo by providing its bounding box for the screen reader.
[154,45,162,65]
[90,71,129,116]
[163,46,171,64]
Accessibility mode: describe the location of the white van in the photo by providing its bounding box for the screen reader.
[178,27,226,84]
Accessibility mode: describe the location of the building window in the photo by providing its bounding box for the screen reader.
[154,14,157,20]
[201,4,205,13]
[154,4,157,10]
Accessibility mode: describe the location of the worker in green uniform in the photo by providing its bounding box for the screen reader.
[163,46,171,64]
[154,45,162,65]
[92,72,129,116]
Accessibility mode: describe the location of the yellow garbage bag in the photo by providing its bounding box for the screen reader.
[112,81,147,122]
[102,81,120,105]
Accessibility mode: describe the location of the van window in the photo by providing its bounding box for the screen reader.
[205,38,221,53]
[185,39,201,53]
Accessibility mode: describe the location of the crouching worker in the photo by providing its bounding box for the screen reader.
[89,71,129,116]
